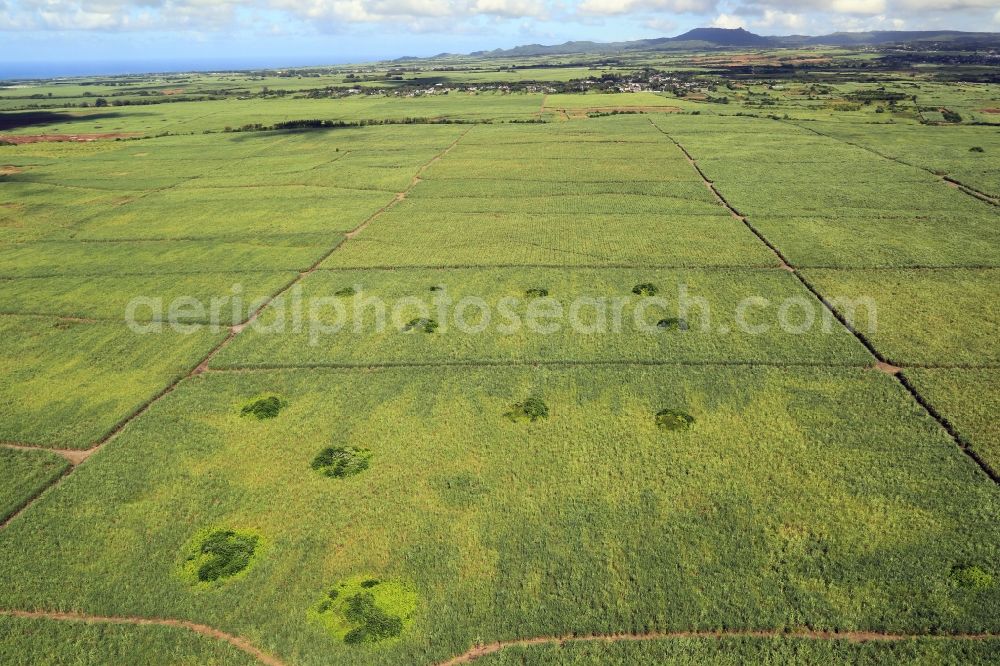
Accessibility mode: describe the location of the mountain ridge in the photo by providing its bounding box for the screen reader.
[457,27,1000,59]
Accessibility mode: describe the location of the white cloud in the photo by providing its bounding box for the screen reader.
[710,12,742,28]
[830,0,884,15]
[895,0,996,9]
[578,0,715,16]
[643,16,677,32]
[756,8,804,29]
[473,0,546,17]
[0,0,996,32]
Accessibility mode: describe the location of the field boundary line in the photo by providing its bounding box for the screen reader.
[204,359,871,372]
[783,119,999,207]
[0,269,311,280]
[0,609,285,666]
[648,117,1000,486]
[0,127,473,532]
[437,628,999,665]
[313,263,787,271]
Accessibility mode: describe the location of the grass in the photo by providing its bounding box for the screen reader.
[0,315,225,447]
[802,268,1000,366]
[1,64,999,665]
[0,366,997,665]
[0,271,299,322]
[473,636,1000,664]
[212,267,869,367]
[0,448,69,523]
[323,213,778,268]
[903,369,1000,473]
[0,239,327,277]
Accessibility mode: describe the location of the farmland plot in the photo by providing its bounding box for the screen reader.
[0,271,298,322]
[904,369,1000,473]
[0,615,258,666]
[0,447,68,522]
[0,315,225,447]
[1,83,998,666]
[802,269,1000,366]
[213,267,868,367]
[0,366,996,665]
[472,636,1000,664]
[0,239,328,277]
[324,211,778,268]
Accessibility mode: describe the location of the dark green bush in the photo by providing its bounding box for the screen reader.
[311,446,372,478]
[657,317,689,331]
[342,592,403,644]
[334,286,357,297]
[506,397,549,423]
[525,288,548,298]
[402,318,438,333]
[193,530,258,582]
[632,283,658,296]
[656,408,695,431]
[240,395,286,420]
[970,146,985,153]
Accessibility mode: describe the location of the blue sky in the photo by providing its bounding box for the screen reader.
[3,0,999,77]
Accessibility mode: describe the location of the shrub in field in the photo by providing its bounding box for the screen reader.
[632,283,658,296]
[656,408,695,431]
[240,395,286,420]
[429,285,444,292]
[343,593,403,644]
[402,318,438,333]
[970,146,985,153]
[657,318,689,332]
[182,529,260,584]
[505,397,549,423]
[525,288,549,298]
[334,286,357,297]
[311,446,372,478]
[311,577,417,645]
[942,109,963,123]
[951,564,994,590]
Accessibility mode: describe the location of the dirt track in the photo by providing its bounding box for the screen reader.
[0,133,140,144]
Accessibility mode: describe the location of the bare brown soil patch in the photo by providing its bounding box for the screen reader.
[0,165,21,176]
[0,133,140,144]
[979,108,1000,114]
[874,361,902,375]
[160,88,185,95]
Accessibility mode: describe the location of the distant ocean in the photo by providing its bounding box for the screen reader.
[1,57,356,80]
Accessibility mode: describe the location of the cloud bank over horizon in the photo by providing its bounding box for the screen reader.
[3,0,999,72]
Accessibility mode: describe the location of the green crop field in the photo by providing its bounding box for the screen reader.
[1,39,998,666]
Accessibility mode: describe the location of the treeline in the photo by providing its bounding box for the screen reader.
[223,117,488,133]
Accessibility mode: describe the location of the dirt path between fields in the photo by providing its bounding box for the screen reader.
[1,442,96,465]
[437,628,997,665]
[0,133,141,144]
[0,127,474,532]
[0,610,285,666]
[648,116,1000,486]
